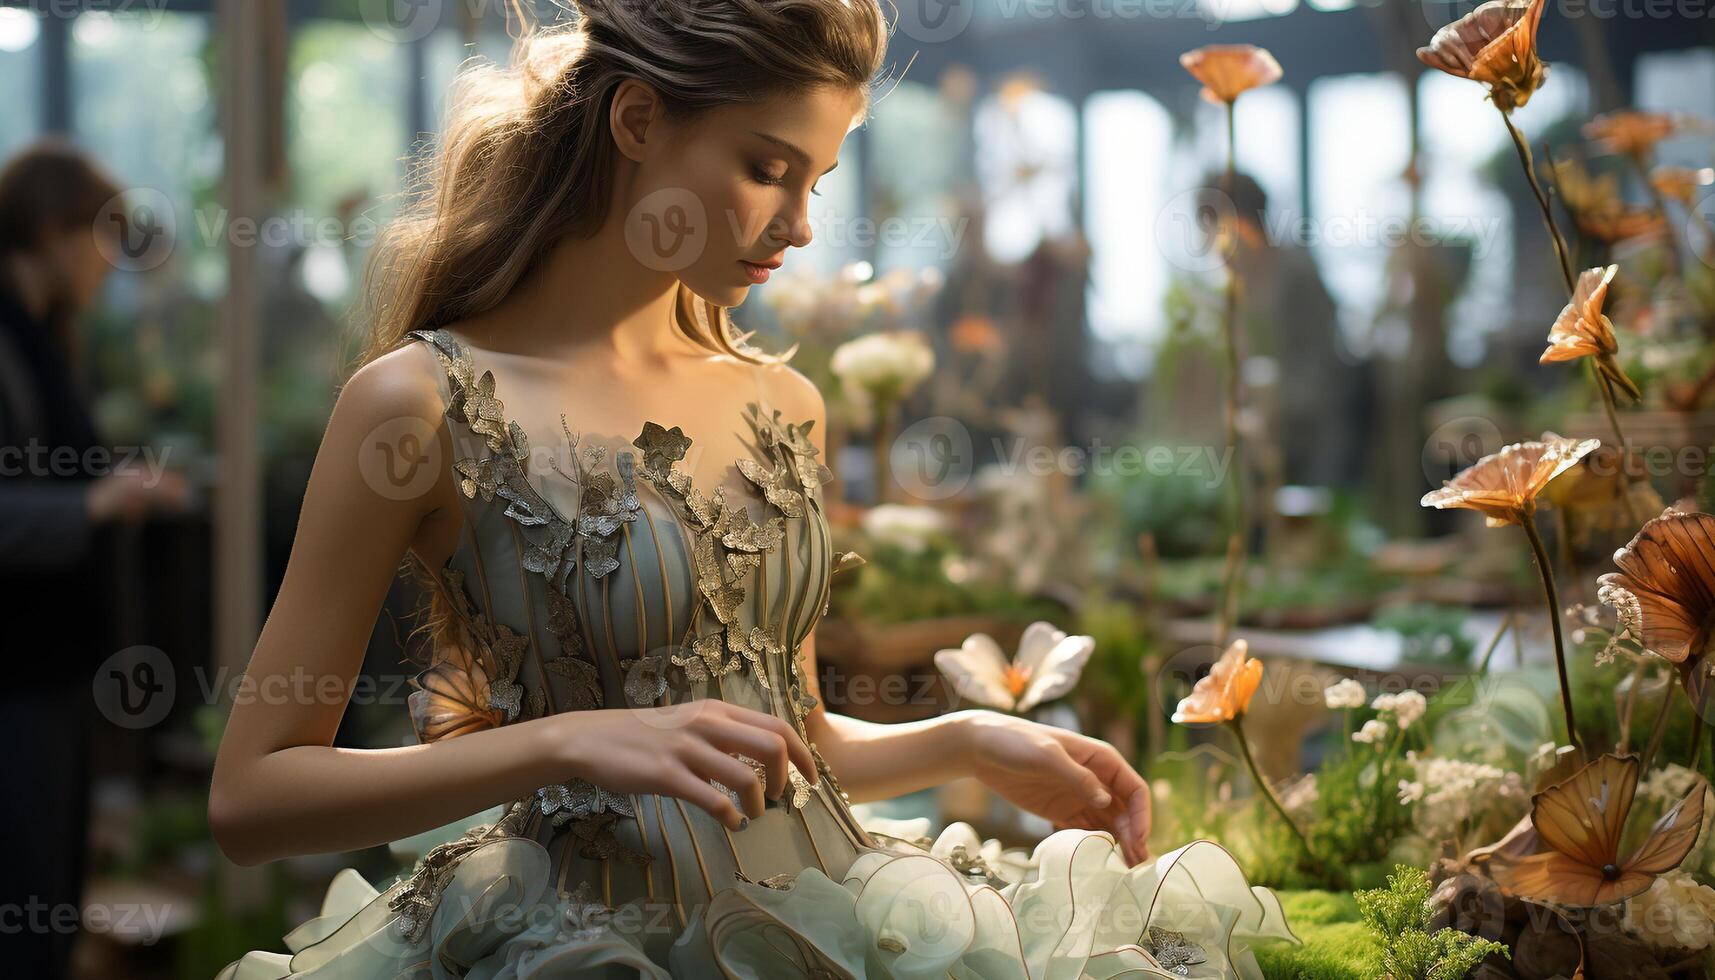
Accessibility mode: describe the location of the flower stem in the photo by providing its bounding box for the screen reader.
[1476,612,1515,676]
[1616,656,1648,754]
[1215,99,1247,651]
[1594,366,1643,526]
[1631,150,1684,283]
[1500,108,1575,296]
[1228,717,1313,859]
[1521,511,1584,759]
[1641,678,1677,772]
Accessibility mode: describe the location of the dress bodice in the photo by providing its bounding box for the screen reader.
[394,327,874,951]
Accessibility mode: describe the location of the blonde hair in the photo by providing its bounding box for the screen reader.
[359,0,890,367]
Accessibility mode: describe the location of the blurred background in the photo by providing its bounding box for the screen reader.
[2,0,1713,976]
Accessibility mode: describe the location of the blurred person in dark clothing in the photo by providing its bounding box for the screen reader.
[0,139,188,978]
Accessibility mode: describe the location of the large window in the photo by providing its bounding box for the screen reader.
[1417,67,1587,364]
[974,79,1077,264]
[0,7,41,158]
[1307,72,1412,348]
[1084,90,1173,377]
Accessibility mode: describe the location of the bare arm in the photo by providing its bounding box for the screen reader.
[208,344,568,865]
[763,362,982,803]
[770,364,1152,863]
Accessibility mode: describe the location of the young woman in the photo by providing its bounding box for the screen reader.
[211,2,1293,976]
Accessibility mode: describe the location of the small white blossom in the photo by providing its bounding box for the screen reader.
[1324,678,1366,710]
[1353,719,1390,744]
[1401,751,1524,844]
[1624,870,1715,952]
[1370,690,1427,729]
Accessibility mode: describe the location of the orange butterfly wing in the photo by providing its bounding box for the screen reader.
[1532,754,1636,867]
[1622,776,1707,878]
[1493,755,1656,906]
[408,641,503,743]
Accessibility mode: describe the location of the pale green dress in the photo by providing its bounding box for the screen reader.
[215,327,1298,979]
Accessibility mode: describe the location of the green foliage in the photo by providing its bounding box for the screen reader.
[1372,604,1474,667]
[1247,739,1416,892]
[1252,891,1380,980]
[1073,595,1156,719]
[1088,447,1225,559]
[828,538,1061,626]
[1355,866,1509,980]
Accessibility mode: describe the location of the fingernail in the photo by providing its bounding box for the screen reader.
[738,817,749,831]
[1093,790,1111,807]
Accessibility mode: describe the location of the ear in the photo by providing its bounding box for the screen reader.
[609,78,664,164]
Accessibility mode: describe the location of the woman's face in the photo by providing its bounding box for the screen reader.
[625,85,867,308]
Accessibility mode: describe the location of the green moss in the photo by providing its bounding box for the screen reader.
[1255,890,1381,979]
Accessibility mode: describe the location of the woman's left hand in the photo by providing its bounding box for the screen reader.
[964,712,1152,866]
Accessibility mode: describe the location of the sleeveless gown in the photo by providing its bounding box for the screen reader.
[215,328,1298,980]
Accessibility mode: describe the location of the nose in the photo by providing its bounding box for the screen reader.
[768,199,814,251]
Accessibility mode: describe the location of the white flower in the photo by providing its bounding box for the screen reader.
[933,620,1095,713]
[1402,751,1524,844]
[1353,719,1390,744]
[860,504,948,554]
[830,330,935,399]
[1624,870,1715,952]
[1370,690,1427,730]
[1641,764,1704,804]
[1281,773,1319,820]
[1392,691,1427,729]
[1324,678,1366,710]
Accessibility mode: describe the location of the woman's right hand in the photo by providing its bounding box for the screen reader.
[551,701,820,831]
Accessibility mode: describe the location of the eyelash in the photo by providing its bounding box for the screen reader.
[754,168,822,197]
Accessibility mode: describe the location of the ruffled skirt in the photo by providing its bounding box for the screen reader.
[214,807,1298,979]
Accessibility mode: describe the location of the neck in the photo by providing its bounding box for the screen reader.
[468,217,706,368]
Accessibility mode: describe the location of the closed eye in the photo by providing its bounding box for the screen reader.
[753,168,823,197]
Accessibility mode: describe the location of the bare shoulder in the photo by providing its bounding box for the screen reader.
[756,358,826,428]
[334,339,447,430]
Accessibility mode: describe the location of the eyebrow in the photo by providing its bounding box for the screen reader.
[749,131,840,177]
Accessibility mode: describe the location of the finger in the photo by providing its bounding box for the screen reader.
[1045,745,1111,811]
[734,709,818,788]
[1128,783,1152,862]
[667,769,747,831]
[684,742,766,819]
[702,721,789,801]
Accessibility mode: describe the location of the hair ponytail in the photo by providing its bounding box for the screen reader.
[358,0,888,367]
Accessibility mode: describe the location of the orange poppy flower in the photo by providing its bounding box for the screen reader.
[1651,166,1715,207]
[1491,753,1706,907]
[1584,110,1685,159]
[950,313,1002,355]
[1597,507,1715,667]
[1553,157,1621,217]
[1539,265,1642,402]
[1415,0,1547,112]
[1178,45,1283,105]
[1578,207,1669,245]
[1420,433,1600,527]
[1172,639,1264,724]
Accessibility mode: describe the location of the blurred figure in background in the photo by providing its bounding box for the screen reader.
[0,139,187,978]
